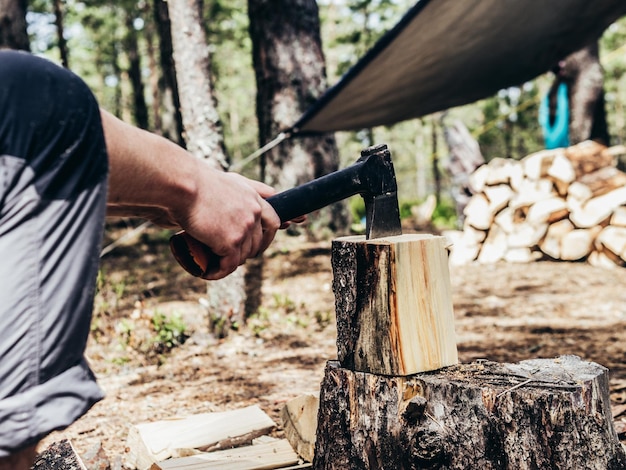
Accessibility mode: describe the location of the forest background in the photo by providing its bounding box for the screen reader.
[23,0,626,217]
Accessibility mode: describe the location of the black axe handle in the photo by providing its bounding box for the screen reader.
[170,144,394,279]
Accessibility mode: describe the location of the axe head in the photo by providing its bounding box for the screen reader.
[358,144,402,239]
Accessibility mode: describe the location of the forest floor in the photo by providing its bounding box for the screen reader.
[40,220,626,468]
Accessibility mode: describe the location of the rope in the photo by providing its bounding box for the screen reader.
[100,220,152,257]
[230,131,291,172]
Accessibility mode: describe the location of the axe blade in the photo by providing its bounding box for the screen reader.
[365,191,402,239]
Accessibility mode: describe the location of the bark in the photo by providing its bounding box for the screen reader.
[168,0,227,168]
[0,0,29,51]
[52,0,69,68]
[548,42,610,146]
[248,0,350,238]
[125,12,149,129]
[314,356,626,470]
[154,0,185,145]
[167,0,244,336]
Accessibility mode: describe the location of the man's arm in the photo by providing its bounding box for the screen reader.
[99,109,280,280]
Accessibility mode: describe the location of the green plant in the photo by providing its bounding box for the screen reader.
[432,198,458,229]
[151,311,188,353]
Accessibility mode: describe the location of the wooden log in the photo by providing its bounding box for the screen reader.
[506,221,548,249]
[521,148,562,180]
[538,219,574,259]
[476,225,507,264]
[281,393,320,462]
[509,178,555,210]
[503,246,540,263]
[595,226,626,263]
[463,193,492,230]
[331,234,458,376]
[126,405,276,470]
[611,206,626,227]
[564,140,615,177]
[313,356,626,470]
[560,227,599,261]
[151,438,300,470]
[524,196,568,225]
[589,249,624,269]
[482,184,513,214]
[443,229,481,266]
[33,440,87,470]
[546,152,576,196]
[578,166,626,197]
[570,186,626,228]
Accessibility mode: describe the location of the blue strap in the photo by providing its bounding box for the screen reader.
[539,82,570,149]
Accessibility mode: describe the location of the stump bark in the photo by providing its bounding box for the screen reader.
[313,356,626,469]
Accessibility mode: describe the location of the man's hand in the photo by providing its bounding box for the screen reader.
[169,168,280,279]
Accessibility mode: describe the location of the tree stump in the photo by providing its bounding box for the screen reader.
[314,356,626,469]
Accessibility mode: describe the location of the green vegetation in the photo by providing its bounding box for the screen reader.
[151,311,189,353]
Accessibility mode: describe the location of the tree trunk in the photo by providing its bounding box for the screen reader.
[154,0,185,145]
[314,356,626,470]
[0,0,29,50]
[52,0,69,68]
[248,0,350,238]
[125,11,149,130]
[167,0,245,337]
[246,0,350,318]
[548,42,610,146]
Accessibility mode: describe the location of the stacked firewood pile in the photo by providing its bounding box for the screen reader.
[446,141,626,268]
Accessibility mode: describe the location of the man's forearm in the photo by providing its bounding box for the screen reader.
[100,108,198,217]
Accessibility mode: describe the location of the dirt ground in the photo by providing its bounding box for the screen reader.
[40,221,626,468]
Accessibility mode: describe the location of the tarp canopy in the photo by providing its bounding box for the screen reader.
[290,0,626,135]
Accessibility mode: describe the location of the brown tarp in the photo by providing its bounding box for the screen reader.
[291,0,626,135]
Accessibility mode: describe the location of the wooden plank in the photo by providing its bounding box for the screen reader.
[127,405,276,470]
[151,439,299,470]
[331,234,458,376]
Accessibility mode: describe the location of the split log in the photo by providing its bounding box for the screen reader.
[313,356,626,470]
[595,226,626,264]
[151,438,300,470]
[539,219,574,259]
[331,234,458,376]
[578,166,626,197]
[476,224,507,264]
[463,193,492,230]
[612,206,626,227]
[564,140,615,177]
[126,405,276,470]
[560,227,599,261]
[569,186,626,228]
[281,393,320,462]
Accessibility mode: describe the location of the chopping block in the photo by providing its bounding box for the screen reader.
[331,233,458,376]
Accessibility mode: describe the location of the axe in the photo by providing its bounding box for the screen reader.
[170,143,402,279]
